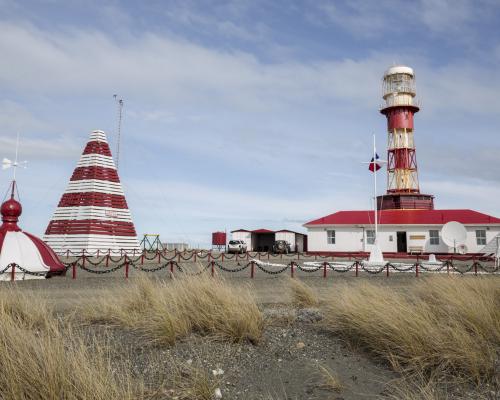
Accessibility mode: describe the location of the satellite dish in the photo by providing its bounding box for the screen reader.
[441,221,467,249]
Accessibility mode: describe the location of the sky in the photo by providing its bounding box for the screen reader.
[0,0,499,248]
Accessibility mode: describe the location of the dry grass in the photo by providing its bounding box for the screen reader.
[322,276,500,383]
[80,274,264,344]
[289,278,319,308]
[0,285,53,330]
[0,289,144,400]
[317,364,344,392]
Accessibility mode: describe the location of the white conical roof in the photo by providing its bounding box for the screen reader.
[44,130,140,254]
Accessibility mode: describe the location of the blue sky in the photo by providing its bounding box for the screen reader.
[1,0,499,247]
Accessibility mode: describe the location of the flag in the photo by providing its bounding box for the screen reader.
[368,153,381,172]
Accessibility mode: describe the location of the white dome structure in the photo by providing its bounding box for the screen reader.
[0,181,65,281]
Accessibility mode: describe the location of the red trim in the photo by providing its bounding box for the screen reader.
[231,228,306,235]
[82,141,112,157]
[305,209,500,226]
[58,193,129,209]
[306,251,492,261]
[0,230,5,253]
[24,232,65,272]
[45,219,137,236]
[70,166,120,182]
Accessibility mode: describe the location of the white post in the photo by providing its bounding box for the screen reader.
[373,134,378,245]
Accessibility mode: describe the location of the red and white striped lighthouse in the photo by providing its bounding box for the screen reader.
[44,130,140,253]
[378,65,434,210]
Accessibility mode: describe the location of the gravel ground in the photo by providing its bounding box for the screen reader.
[85,306,398,400]
[6,268,498,399]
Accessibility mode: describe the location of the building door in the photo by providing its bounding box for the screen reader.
[397,232,407,253]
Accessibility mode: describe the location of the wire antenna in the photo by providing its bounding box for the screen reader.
[113,94,124,170]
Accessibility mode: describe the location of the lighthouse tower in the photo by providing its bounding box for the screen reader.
[377,65,434,210]
[44,130,141,254]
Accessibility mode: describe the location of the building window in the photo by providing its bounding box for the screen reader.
[429,230,439,245]
[366,230,375,245]
[476,230,486,246]
[327,230,335,244]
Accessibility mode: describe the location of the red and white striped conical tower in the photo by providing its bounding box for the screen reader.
[44,130,140,254]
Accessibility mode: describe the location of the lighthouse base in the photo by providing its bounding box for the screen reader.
[377,193,434,210]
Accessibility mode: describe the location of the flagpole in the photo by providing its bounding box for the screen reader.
[373,133,378,245]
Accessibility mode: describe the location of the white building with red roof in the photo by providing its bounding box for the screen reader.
[304,209,500,255]
[304,65,500,255]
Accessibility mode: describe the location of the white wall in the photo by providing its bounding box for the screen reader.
[275,231,295,249]
[306,225,500,254]
[231,231,252,250]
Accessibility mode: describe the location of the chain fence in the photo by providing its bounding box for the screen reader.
[1,255,498,281]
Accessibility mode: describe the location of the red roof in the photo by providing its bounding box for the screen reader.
[304,209,500,226]
[231,228,306,235]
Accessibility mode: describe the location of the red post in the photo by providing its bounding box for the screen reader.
[211,261,215,277]
[415,263,419,278]
[10,265,15,281]
[386,264,389,277]
[194,252,197,262]
[290,262,294,278]
[323,262,327,279]
[250,261,255,279]
[97,249,100,257]
[82,254,86,268]
[125,257,129,279]
[474,263,478,276]
[141,253,145,265]
[72,263,76,279]
[170,261,174,277]
[66,249,69,257]
[105,254,109,268]
[222,253,225,262]
[355,262,359,277]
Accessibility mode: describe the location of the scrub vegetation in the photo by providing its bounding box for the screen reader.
[288,277,319,308]
[322,276,500,383]
[0,274,497,399]
[80,274,264,345]
[0,289,142,400]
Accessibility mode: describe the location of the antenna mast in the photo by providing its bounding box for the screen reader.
[113,94,124,171]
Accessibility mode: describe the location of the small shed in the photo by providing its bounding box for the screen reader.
[231,229,307,252]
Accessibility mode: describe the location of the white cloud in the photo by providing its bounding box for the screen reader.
[424,179,500,216]
[0,21,497,118]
